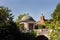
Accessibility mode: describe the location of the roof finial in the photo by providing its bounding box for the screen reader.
[42,13,43,16]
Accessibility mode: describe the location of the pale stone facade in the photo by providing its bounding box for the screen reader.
[20,21,35,32]
[20,15,36,32]
[34,29,52,40]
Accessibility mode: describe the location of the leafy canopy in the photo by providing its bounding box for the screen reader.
[0,6,14,27]
[50,3,60,40]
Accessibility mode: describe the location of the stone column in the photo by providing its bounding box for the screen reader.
[24,22,29,32]
[33,24,35,29]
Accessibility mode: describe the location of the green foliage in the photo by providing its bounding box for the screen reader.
[50,31,56,40]
[31,31,37,37]
[50,29,60,40]
[21,24,24,30]
[0,6,21,40]
[45,21,54,29]
[20,32,36,40]
[38,25,45,29]
[0,6,14,27]
[50,3,60,40]
[51,3,60,21]
[0,22,21,40]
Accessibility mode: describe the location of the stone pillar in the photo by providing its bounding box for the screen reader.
[33,23,35,29]
[24,22,29,32]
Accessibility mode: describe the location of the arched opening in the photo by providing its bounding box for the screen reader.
[35,35,49,40]
[29,23,33,30]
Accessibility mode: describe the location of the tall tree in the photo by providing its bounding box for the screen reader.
[51,3,60,21]
[0,6,14,27]
[0,6,22,40]
[51,3,60,29]
[50,3,60,40]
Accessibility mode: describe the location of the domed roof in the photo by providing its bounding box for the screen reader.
[20,15,35,22]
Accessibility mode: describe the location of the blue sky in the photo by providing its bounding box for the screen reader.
[0,0,60,21]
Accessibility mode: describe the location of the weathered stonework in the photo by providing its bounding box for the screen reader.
[34,29,52,40]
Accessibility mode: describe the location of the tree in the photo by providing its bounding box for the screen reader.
[51,3,60,20]
[0,6,21,40]
[51,3,60,31]
[16,13,28,27]
[51,3,60,27]
[50,3,60,40]
[0,6,14,27]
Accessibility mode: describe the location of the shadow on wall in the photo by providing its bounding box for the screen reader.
[35,35,49,40]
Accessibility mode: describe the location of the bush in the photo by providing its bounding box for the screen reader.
[38,25,46,29]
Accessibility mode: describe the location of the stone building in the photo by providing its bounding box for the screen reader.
[20,15,36,32]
